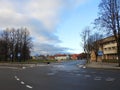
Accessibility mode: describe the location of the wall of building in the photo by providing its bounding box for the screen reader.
[90,36,118,62]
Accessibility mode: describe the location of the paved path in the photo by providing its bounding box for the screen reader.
[86,62,120,70]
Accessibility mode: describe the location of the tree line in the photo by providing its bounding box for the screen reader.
[0,28,32,62]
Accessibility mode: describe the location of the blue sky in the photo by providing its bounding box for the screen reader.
[0,0,101,55]
[56,0,100,54]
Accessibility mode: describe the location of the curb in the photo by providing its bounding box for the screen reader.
[86,63,120,70]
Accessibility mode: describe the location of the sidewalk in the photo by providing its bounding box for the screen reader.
[86,62,120,70]
[0,63,38,69]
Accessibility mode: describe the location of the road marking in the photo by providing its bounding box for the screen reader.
[47,73,55,75]
[14,76,33,89]
[83,66,86,68]
[78,65,83,68]
[76,74,82,76]
[21,81,25,84]
[30,65,34,67]
[15,76,20,81]
[91,72,96,74]
[106,77,115,82]
[26,85,33,89]
[16,78,20,81]
[0,66,18,69]
[81,71,86,73]
[85,75,91,78]
[22,67,26,69]
[15,76,17,79]
[94,77,102,81]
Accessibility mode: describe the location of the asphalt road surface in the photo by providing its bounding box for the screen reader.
[0,60,120,90]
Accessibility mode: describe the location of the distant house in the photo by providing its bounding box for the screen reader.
[35,55,46,60]
[70,53,87,60]
[47,56,55,60]
[71,54,81,60]
[31,56,36,60]
[54,54,70,60]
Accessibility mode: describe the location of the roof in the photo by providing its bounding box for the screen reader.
[55,54,67,57]
[99,35,116,44]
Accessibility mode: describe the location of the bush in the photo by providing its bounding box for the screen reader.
[102,59,118,63]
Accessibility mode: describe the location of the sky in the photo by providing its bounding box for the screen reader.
[0,0,101,55]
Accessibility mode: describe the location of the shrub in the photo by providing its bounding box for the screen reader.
[102,59,118,63]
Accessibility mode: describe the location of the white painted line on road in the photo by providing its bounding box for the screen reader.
[0,66,18,69]
[26,85,33,89]
[21,81,25,84]
[78,65,83,68]
[37,64,47,66]
[47,73,55,75]
[85,75,91,78]
[16,78,20,81]
[94,77,102,81]
[15,76,17,79]
[22,67,26,69]
[14,76,33,89]
[81,71,86,73]
[76,74,82,76]
[106,77,115,82]
[83,66,86,69]
[91,72,96,74]
[30,65,34,67]
[14,76,20,81]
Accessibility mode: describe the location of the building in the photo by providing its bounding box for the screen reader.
[71,54,81,60]
[47,56,55,60]
[54,54,70,61]
[102,36,117,60]
[90,36,118,62]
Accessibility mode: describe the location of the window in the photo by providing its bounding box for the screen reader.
[108,47,111,50]
[104,48,107,50]
[112,47,115,50]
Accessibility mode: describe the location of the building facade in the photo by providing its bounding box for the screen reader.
[91,36,118,62]
[54,54,70,61]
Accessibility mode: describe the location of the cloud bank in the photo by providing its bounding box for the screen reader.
[0,0,85,55]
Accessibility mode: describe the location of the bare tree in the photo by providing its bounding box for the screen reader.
[89,33,103,62]
[1,28,10,61]
[21,28,32,61]
[9,28,16,61]
[0,38,6,61]
[95,0,120,66]
[0,28,33,62]
[81,27,91,62]
[14,28,32,61]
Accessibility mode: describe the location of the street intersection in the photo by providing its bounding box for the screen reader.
[0,60,120,90]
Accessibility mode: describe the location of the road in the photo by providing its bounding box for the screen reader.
[0,60,120,90]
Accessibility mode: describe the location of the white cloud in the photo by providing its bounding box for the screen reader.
[0,0,87,55]
[25,0,63,31]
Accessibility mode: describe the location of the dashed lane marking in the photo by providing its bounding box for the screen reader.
[83,66,86,69]
[15,76,17,79]
[16,78,20,81]
[15,76,33,89]
[21,81,25,85]
[15,76,20,81]
[26,85,33,89]
[94,77,102,81]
